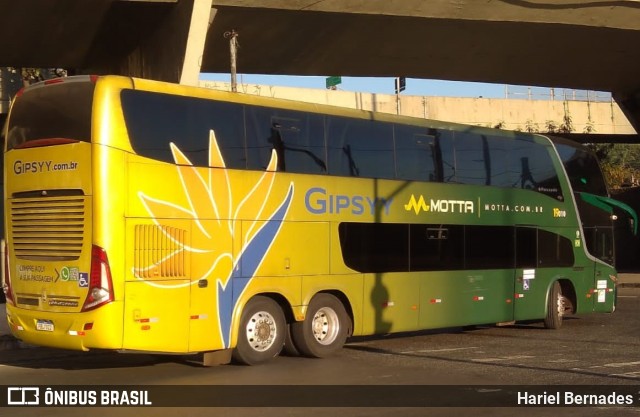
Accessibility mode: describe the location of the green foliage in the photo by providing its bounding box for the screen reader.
[6,67,67,86]
[537,102,575,134]
[559,101,574,133]
[583,120,596,134]
[545,120,559,133]
[591,144,640,189]
[524,119,538,133]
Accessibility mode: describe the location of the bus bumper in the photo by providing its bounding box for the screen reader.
[5,302,124,351]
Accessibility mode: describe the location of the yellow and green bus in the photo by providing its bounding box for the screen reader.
[2,75,631,365]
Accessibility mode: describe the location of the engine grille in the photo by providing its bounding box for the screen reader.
[134,224,187,278]
[10,193,86,261]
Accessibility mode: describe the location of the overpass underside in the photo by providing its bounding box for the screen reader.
[1,0,639,136]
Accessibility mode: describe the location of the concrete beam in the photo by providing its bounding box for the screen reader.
[82,0,200,82]
[615,89,640,135]
[1,0,640,134]
[0,0,114,67]
[202,6,640,93]
[211,0,640,30]
[85,0,208,83]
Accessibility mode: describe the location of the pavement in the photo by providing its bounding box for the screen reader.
[1,274,639,352]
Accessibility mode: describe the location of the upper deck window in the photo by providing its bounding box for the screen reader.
[120,89,563,200]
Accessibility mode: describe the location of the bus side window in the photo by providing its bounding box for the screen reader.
[339,223,409,272]
[245,107,327,174]
[245,106,276,170]
[409,224,465,271]
[121,90,246,168]
[436,130,456,183]
[511,137,563,200]
[485,135,514,188]
[454,132,488,185]
[394,125,437,182]
[465,225,514,269]
[272,114,326,174]
[516,227,537,268]
[327,117,395,179]
[538,229,574,267]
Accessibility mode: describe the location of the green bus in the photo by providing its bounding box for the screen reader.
[3,76,631,365]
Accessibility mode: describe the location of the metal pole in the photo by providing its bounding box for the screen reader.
[224,30,239,92]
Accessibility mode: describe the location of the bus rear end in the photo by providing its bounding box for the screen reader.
[3,76,121,350]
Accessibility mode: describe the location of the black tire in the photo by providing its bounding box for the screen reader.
[291,293,349,358]
[282,324,301,356]
[544,281,563,329]
[232,296,286,365]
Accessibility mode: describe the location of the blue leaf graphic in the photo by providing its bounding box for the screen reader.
[218,183,294,347]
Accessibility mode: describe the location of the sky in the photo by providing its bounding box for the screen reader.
[200,73,508,98]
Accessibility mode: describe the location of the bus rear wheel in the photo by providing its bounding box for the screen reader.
[232,296,285,365]
[544,281,564,329]
[291,293,349,358]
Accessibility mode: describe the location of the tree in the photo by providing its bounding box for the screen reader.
[590,144,640,189]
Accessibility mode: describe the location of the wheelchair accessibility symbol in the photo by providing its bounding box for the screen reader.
[78,273,89,288]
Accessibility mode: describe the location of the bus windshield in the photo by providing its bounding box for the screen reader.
[552,137,637,265]
[554,139,608,196]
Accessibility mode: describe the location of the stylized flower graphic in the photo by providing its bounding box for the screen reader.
[136,129,294,347]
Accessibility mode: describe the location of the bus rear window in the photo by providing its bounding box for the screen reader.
[6,81,94,150]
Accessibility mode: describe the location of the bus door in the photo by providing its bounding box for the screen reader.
[462,225,515,326]
[588,225,616,313]
[417,225,515,328]
[577,193,637,313]
[513,226,542,321]
[188,220,233,353]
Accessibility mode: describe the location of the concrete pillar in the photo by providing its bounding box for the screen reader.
[180,0,215,86]
[98,0,214,84]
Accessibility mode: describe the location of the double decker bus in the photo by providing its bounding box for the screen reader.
[2,76,630,365]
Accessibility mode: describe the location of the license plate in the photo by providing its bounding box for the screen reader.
[36,320,54,332]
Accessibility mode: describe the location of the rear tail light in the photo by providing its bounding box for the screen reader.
[3,241,15,306]
[82,245,114,311]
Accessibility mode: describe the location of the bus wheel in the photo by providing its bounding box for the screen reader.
[544,281,564,329]
[232,296,285,365]
[291,293,349,358]
[282,325,301,356]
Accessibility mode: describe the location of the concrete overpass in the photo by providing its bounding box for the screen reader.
[201,80,636,137]
[1,0,640,134]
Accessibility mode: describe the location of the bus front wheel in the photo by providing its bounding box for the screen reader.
[291,293,349,358]
[232,296,286,365]
[544,281,564,329]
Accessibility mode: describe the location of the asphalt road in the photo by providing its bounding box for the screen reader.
[0,287,639,417]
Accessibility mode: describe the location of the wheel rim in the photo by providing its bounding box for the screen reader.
[245,310,278,352]
[311,307,340,346]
